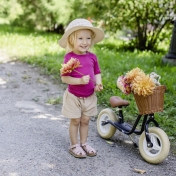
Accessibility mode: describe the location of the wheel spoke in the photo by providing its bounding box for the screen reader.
[150,135,161,150]
[100,115,110,133]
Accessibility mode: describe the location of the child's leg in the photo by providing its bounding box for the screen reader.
[69,118,86,158]
[80,115,97,156]
[79,115,90,144]
[69,118,81,145]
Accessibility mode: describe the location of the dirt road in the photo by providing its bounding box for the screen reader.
[0,59,175,176]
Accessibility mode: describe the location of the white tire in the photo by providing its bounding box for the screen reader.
[139,127,170,164]
[97,108,117,139]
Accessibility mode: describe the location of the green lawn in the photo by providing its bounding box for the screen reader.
[0,25,176,151]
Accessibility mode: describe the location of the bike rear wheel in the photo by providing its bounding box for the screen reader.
[97,108,117,139]
[139,127,170,164]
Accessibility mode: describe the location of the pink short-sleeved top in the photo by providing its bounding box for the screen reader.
[61,51,101,97]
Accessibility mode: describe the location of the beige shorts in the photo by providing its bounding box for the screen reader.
[62,89,97,118]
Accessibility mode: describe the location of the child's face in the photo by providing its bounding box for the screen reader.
[72,29,92,54]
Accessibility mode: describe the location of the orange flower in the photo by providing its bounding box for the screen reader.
[126,67,145,84]
[131,74,155,96]
[60,58,81,75]
[60,57,97,85]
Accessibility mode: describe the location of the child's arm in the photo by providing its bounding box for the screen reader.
[94,74,103,92]
[61,75,90,85]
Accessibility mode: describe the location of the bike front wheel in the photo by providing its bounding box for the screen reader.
[97,108,117,139]
[139,127,170,164]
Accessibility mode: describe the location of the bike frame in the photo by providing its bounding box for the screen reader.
[101,106,160,148]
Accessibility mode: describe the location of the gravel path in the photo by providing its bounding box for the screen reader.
[0,60,175,176]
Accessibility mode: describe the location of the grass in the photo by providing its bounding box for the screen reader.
[46,97,62,105]
[0,25,176,152]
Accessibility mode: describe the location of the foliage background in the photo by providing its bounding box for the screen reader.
[1,0,176,51]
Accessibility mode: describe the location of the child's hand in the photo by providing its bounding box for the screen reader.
[94,84,103,92]
[80,75,90,84]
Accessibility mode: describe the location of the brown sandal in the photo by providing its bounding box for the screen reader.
[69,144,86,158]
[81,143,97,157]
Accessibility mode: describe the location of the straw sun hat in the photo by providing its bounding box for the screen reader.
[58,18,104,48]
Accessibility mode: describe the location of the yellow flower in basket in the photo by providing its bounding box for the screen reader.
[132,74,155,96]
[125,67,145,84]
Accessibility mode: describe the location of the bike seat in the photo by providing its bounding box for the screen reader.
[110,96,129,108]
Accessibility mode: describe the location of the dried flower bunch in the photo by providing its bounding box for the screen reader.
[60,57,96,84]
[117,68,161,97]
[60,57,81,75]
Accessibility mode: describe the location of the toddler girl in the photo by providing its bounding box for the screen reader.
[59,18,104,158]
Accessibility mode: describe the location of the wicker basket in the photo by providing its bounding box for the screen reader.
[133,85,166,115]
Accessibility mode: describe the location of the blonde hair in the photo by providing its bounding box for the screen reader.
[65,29,95,53]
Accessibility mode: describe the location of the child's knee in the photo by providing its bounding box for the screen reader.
[81,116,90,125]
[70,118,81,126]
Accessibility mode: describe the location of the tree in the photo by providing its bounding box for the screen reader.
[1,0,176,51]
[0,0,23,24]
[71,0,176,51]
[2,0,74,32]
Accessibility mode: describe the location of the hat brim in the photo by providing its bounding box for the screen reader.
[58,26,104,48]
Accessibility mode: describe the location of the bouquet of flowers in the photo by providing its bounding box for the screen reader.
[60,57,82,75]
[60,57,96,84]
[117,68,161,97]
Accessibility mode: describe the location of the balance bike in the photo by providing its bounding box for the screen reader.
[97,91,170,164]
